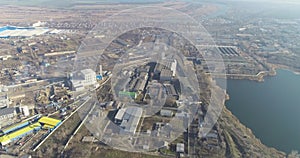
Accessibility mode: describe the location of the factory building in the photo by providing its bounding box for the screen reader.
[0,122,41,146]
[132,79,142,92]
[114,107,143,134]
[160,109,173,117]
[0,116,60,147]
[70,69,98,91]
[38,117,61,130]
[0,108,16,121]
[160,69,173,82]
[128,78,138,91]
[164,83,179,100]
[176,143,185,153]
[127,67,149,93]
[1,121,30,135]
[0,95,9,108]
[146,81,164,100]
[154,60,177,82]
[138,73,149,92]
[21,106,30,117]
[114,108,126,124]
[170,59,177,77]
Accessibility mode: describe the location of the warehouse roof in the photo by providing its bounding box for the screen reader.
[1,121,29,134]
[38,117,61,127]
[160,68,172,78]
[43,124,55,129]
[80,69,96,75]
[0,108,15,117]
[0,122,41,145]
[115,108,126,121]
[120,107,143,134]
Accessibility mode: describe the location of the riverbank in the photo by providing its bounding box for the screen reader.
[220,63,300,83]
[219,106,286,157]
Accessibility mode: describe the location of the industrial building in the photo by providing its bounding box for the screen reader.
[0,108,16,121]
[21,106,30,117]
[38,116,61,130]
[154,59,177,81]
[127,67,149,93]
[70,69,98,91]
[138,73,149,92]
[160,109,173,117]
[170,59,177,77]
[146,81,164,100]
[1,121,30,135]
[0,122,41,146]
[43,51,76,57]
[164,83,179,100]
[176,143,185,153]
[114,107,143,134]
[114,108,126,124]
[0,116,61,147]
[160,68,173,82]
[0,95,9,108]
[130,78,148,93]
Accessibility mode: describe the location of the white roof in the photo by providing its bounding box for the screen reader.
[118,107,143,134]
[80,69,96,75]
[160,109,173,116]
[176,143,184,153]
[115,108,126,120]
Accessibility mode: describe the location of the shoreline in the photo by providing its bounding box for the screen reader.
[223,65,300,154]
[222,64,300,83]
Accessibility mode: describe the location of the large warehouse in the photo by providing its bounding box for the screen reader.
[0,116,61,147]
[38,116,62,130]
[114,107,143,134]
[0,122,41,146]
[0,121,30,135]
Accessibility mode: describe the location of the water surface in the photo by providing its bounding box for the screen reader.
[226,69,300,153]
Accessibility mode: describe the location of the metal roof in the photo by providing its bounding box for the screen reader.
[1,121,29,134]
[0,108,15,117]
[38,117,61,127]
[0,122,41,146]
[119,107,143,134]
[115,108,126,120]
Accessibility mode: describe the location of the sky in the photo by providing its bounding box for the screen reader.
[0,0,299,9]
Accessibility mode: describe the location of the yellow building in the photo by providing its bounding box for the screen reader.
[0,122,41,146]
[38,117,61,130]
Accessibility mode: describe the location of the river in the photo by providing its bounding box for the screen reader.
[225,69,300,153]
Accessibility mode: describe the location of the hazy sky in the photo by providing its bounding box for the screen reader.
[224,0,300,4]
[0,0,299,8]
